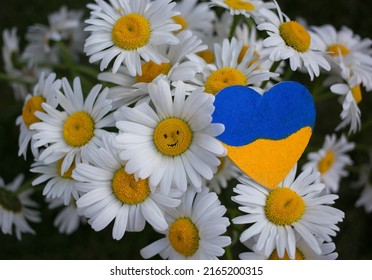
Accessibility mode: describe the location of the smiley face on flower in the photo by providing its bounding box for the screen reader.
[114,79,226,194]
[153,118,192,156]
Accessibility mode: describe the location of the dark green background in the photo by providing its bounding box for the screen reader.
[1,0,372,259]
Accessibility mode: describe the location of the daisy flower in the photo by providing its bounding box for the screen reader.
[191,11,232,65]
[311,24,372,90]
[114,79,226,194]
[98,30,206,108]
[140,187,231,260]
[234,23,284,88]
[330,75,362,134]
[2,28,27,100]
[16,72,61,159]
[87,0,121,13]
[235,24,262,63]
[209,0,275,20]
[355,175,372,213]
[240,234,338,260]
[84,0,180,76]
[206,157,241,194]
[232,164,344,259]
[48,198,84,235]
[0,174,41,240]
[30,77,114,175]
[72,132,180,240]
[191,37,278,95]
[22,6,85,65]
[22,27,58,66]
[172,0,216,39]
[356,191,372,214]
[2,27,20,73]
[2,28,45,101]
[257,3,331,80]
[47,6,86,55]
[30,157,79,206]
[302,134,355,193]
[353,152,372,213]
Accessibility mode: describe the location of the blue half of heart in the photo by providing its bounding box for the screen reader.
[212,82,316,146]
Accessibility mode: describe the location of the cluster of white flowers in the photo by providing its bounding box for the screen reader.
[1,0,372,260]
[2,6,86,101]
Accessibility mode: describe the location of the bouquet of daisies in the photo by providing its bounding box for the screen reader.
[1,0,372,260]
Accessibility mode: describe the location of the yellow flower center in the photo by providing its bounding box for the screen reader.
[172,15,187,32]
[326,44,350,57]
[168,217,199,257]
[153,118,193,156]
[269,248,305,260]
[265,188,305,226]
[112,167,150,204]
[351,84,362,104]
[318,151,335,174]
[63,112,95,147]
[205,67,247,95]
[57,158,76,179]
[197,49,215,64]
[224,0,255,11]
[112,13,151,50]
[279,21,311,53]
[135,61,172,83]
[22,96,46,128]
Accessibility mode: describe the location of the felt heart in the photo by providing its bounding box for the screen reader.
[212,81,316,189]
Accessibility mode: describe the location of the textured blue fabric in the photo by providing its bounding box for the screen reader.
[212,82,316,146]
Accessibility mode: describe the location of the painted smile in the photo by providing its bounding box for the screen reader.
[167,140,178,148]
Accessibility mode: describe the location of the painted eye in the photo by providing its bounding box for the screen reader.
[176,131,180,135]
[164,134,167,139]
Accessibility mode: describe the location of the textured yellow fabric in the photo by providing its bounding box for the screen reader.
[224,126,312,189]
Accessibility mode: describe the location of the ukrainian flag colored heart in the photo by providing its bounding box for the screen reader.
[212,82,316,189]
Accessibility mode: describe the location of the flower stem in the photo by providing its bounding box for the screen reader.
[313,92,337,102]
[229,15,241,41]
[0,72,34,85]
[225,246,234,260]
[282,66,293,81]
[15,177,38,195]
[260,60,281,89]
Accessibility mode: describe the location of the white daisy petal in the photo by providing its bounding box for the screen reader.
[115,79,224,193]
[302,133,355,192]
[141,199,168,231]
[140,238,169,259]
[84,0,179,75]
[141,187,230,259]
[0,175,40,240]
[72,134,171,239]
[112,204,129,240]
[90,201,121,231]
[233,165,344,259]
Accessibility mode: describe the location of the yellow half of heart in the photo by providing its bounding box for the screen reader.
[224,126,312,189]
